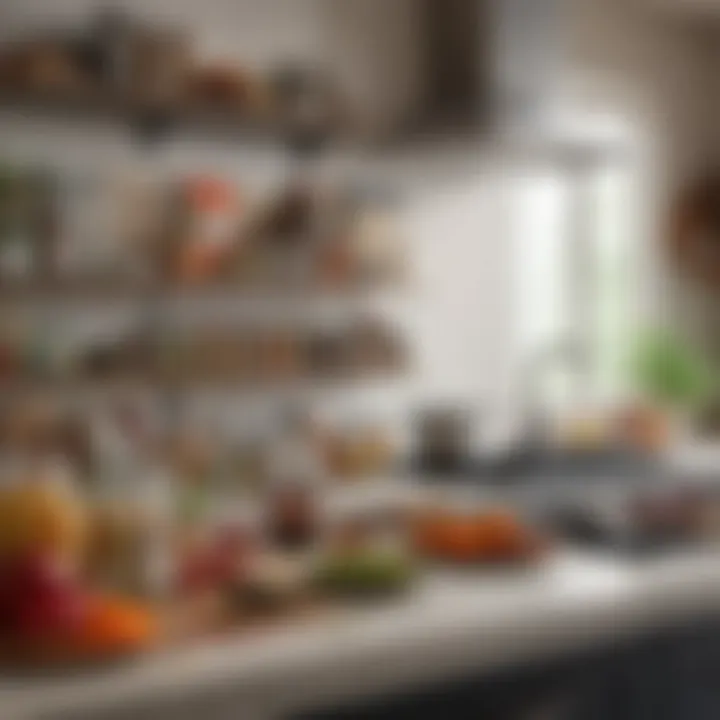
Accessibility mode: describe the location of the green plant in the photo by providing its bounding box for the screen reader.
[630,330,715,409]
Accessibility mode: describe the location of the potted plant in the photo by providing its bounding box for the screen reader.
[626,329,715,450]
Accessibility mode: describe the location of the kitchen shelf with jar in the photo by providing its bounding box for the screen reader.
[0,276,407,306]
[0,370,408,401]
[0,7,345,149]
[0,87,284,144]
[0,169,405,304]
[0,385,404,488]
[0,314,408,393]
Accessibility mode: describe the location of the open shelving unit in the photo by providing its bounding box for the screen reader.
[0,4,417,505]
[0,87,271,130]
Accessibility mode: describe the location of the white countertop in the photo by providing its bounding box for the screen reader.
[3,547,720,720]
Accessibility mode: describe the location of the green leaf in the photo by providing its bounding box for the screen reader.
[629,330,715,409]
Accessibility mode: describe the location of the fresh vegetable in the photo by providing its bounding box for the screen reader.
[413,510,542,564]
[75,595,158,654]
[0,549,156,657]
[315,549,413,597]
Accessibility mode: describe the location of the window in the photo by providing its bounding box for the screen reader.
[512,139,638,409]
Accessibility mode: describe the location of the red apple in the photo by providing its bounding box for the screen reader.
[14,587,87,641]
[0,553,87,640]
[1,553,73,602]
[0,562,15,631]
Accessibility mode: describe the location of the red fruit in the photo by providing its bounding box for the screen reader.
[4,553,73,599]
[15,587,87,641]
[0,564,15,631]
[0,553,85,639]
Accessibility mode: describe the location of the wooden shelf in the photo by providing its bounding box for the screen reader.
[0,276,400,302]
[0,367,405,396]
[0,88,281,143]
[0,277,153,301]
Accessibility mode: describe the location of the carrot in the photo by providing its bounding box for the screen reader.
[75,596,158,654]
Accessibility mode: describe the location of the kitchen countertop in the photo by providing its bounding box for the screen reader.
[3,546,720,720]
